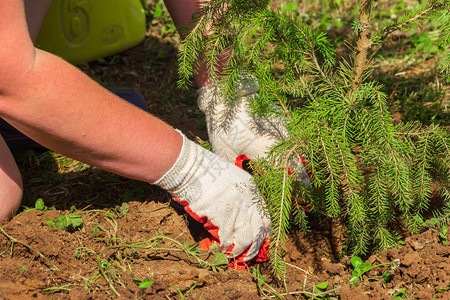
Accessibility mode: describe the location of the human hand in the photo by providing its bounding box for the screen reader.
[153,131,271,267]
[197,77,311,186]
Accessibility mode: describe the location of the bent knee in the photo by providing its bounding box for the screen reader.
[0,138,23,222]
[0,176,23,222]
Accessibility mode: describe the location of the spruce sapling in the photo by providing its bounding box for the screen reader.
[178,0,450,275]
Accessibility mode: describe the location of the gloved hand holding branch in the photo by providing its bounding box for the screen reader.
[154,130,271,267]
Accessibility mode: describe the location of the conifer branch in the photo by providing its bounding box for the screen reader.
[414,131,432,213]
[435,130,450,153]
[295,68,317,103]
[368,166,390,219]
[271,92,293,122]
[325,125,360,205]
[273,147,296,250]
[273,168,288,251]
[317,125,340,216]
[289,19,344,99]
[375,2,444,41]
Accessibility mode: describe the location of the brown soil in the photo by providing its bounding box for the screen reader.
[1,202,449,299]
[1,2,449,299]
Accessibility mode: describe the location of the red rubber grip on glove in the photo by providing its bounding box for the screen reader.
[171,154,270,270]
[172,154,312,270]
[172,196,270,270]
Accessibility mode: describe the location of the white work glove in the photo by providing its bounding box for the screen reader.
[197,77,311,186]
[153,130,270,264]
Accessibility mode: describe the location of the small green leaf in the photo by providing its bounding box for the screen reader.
[54,214,83,231]
[351,256,363,268]
[153,2,163,17]
[360,262,372,272]
[392,287,407,299]
[35,198,46,210]
[138,279,154,289]
[440,226,448,245]
[315,280,329,290]
[211,252,229,270]
[428,218,438,226]
[351,270,362,281]
[119,202,129,216]
[382,268,392,283]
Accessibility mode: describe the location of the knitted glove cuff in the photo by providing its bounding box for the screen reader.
[152,129,192,192]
